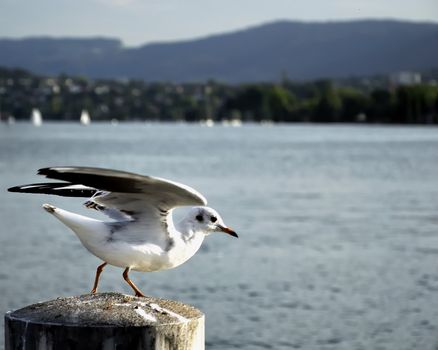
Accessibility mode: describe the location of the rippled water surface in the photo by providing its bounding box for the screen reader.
[1,123,438,349]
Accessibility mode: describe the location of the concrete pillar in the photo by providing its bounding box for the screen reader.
[5,292,204,350]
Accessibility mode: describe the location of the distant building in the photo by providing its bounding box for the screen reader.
[390,71,422,86]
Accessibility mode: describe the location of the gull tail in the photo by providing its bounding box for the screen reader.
[8,183,97,197]
[41,203,109,247]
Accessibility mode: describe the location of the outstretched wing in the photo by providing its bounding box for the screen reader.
[9,166,207,222]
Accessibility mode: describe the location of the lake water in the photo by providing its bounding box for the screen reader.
[1,123,438,350]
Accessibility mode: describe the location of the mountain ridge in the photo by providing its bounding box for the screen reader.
[1,19,437,82]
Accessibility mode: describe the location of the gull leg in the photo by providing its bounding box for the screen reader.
[91,262,107,294]
[123,267,145,297]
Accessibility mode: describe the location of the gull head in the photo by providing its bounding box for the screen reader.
[186,207,238,238]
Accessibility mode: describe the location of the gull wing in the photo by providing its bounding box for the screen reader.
[37,167,207,213]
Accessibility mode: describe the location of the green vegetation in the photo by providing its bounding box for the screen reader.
[1,67,438,124]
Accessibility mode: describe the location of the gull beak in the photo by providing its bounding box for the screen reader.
[217,224,238,238]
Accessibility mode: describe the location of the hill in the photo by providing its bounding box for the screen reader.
[0,20,437,82]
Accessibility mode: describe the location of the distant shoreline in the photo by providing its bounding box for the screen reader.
[1,67,438,125]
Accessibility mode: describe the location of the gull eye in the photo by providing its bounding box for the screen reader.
[210,216,217,223]
[196,214,203,222]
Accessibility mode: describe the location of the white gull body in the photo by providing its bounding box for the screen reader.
[43,204,211,272]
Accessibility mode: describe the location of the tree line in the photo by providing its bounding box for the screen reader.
[1,67,438,124]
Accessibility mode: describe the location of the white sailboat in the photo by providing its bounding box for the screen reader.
[200,118,215,127]
[230,118,242,127]
[31,108,43,127]
[7,116,16,125]
[221,118,242,127]
[80,110,91,126]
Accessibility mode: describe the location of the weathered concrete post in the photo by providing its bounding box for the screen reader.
[4,292,204,350]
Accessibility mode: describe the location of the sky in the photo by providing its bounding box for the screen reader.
[1,0,437,47]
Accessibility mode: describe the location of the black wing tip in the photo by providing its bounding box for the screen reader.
[38,167,66,176]
[37,166,84,179]
[8,183,44,193]
[38,166,114,177]
[37,167,50,175]
[7,182,97,197]
[8,186,22,192]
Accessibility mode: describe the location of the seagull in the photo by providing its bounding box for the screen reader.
[8,167,237,297]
